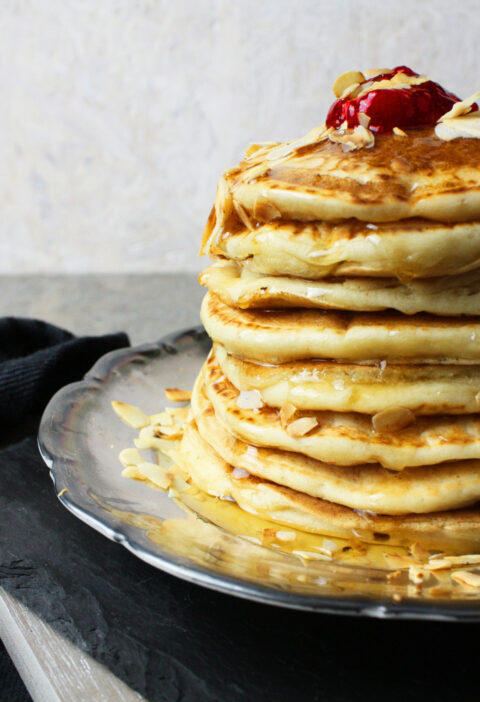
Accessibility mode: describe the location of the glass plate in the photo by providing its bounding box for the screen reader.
[38,327,480,621]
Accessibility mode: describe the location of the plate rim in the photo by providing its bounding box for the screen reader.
[38,326,480,621]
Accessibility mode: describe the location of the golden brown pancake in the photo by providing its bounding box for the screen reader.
[178,419,480,549]
[213,344,480,415]
[201,261,480,316]
[202,355,480,471]
[201,291,480,364]
[192,375,480,515]
[203,217,480,281]
[201,128,480,231]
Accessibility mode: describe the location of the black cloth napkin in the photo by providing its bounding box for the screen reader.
[0,318,129,702]
[0,317,129,429]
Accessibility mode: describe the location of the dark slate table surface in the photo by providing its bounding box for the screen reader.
[1,274,479,702]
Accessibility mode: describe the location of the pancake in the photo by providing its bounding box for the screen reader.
[201,291,480,364]
[202,356,480,470]
[192,376,480,515]
[202,128,480,227]
[201,261,480,316]
[179,420,480,549]
[203,217,480,281]
[214,344,480,415]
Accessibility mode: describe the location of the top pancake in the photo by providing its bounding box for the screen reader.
[206,128,480,226]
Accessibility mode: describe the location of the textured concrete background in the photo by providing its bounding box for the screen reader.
[1,0,479,273]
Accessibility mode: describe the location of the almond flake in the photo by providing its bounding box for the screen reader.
[358,112,371,128]
[340,82,361,99]
[426,554,480,571]
[372,406,415,433]
[118,448,144,468]
[150,411,174,426]
[328,124,375,151]
[253,195,282,223]
[356,72,428,99]
[333,70,366,98]
[164,388,192,402]
[438,91,480,121]
[232,466,250,479]
[393,127,408,137]
[435,113,480,141]
[363,67,391,79]
[451,569,480,588]
[236,389,264,410]
[137,461,172,490]
[279,402,300,428]
[285,416,318,438]
[111,401,149,429]
[409,542,430,562]
[233,201,255,230]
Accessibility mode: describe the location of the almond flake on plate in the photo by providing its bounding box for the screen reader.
[111,401,150,429]
[164,388,192,402]
[451,569,480,588]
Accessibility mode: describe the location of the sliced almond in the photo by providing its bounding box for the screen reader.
[328,124,374,151]
[231,466,250,479]
[451,569,480,588]
[279,402,300,428]
[356,72,428,99]
[121,465,144,480]
[358,112,371,128]
[438,90,480,121]
[340,82,361,99]
[118,448,144,468]
[137,461,172,490]
[363,67,391,78]
[333,70,366,98]
[245,143,263,158]
[393,127,408,137]
[372,406,415,433]
[150,411,174,426]
[236,389,264,410]
[111,401,149,429]
[435,113,480,141]
[164,388,192,402]
[426,554,480,571]
[253,195,282,223]
[410,542,430,562]
[233,201,255,230]
[285,416,318,438]
[153,425,183,439]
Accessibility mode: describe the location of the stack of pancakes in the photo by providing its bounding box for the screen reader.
[180,123,480,550]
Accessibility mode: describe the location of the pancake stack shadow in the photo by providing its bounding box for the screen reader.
[181,127,480,552]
